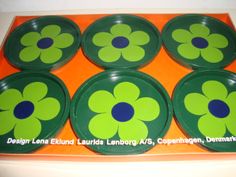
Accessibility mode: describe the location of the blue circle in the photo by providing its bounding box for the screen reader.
[191,37,208,49]
[14,101,34,119]
[208,100,230,118]
[37,37,53,49]
[112,36,129,48]
[112,102,134,122]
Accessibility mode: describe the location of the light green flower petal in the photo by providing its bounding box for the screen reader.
[207,34,228,48]
[41,25,61,38]
[34,97,60,120]
[190,24,210,37]
[14,118,41,140]
[20,32,41,46]
[23,82,48,102]
[88,90,116,113]
[0,111,16,135]
[133,97,160,121]
[53,33,74,48]
[19,46,41,62]
[122,45,145,62]
[202,80,227,100]
[177,43,200,59]
[114,82,140,102]
[98,46,121,62]
[40,47,62,64]
[129,31,150,45]
[226,113,236,136]
[198,114,226,137]
[118,119,148,142]
[0,89,22,110]
[89,113,118,139]
[92,32,113,47]
[184,93,209,115]
[172,29,192,43]
[201,47,223,63]
[110,24,131,37]
[226,92,236,107]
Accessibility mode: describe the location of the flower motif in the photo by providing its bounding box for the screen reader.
[184,80,236,138]
[0,82,60,140]
[92,24,150,62]
[172,23,228,63]
[88,82,160,142]
[19,25,74,64]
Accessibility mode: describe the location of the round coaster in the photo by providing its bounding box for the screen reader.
[82,14,161,69]
[162,14,236,69]
[0,71,70,153]
[71,70,172,155]
[173,69,236,152]
[4,16,81,71]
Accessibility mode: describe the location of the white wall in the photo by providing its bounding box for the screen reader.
[0,0,236,12]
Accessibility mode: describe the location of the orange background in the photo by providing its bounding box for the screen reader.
[0,14,236,159]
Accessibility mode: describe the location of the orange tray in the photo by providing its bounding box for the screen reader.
[0,14,236,161]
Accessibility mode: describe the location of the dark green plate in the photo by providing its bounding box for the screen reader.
[0,71,70,153]
[71,70,172,155]
[162,14,236,69]
[173,69,236,152]
[82,14,161,69]
[4,16,81,71]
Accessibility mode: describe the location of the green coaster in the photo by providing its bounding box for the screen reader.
[4,16,81,71]
[71,70,172,155]
[82,14,161,69]
[162,14,236,69]
[173,70,236,152]
[0,71,70,153]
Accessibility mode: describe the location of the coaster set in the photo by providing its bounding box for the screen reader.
[0,14,236,154]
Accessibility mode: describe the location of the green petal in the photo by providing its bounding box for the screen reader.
[202,80,227,100]
[133,97,160,121]
[41,25,61,38]
[40,47,62,64]
[98,46,121,62]
[20,32,41,46]
[114,82,140,102]
[207,34,228,48]
[19,46,41,62]
[201,47,223,63]
[23,82,48,102]
[110,24,131,37]
[129,31,150,45]
[198,114,226,137]
[34,97,60,121]
[177,43,200,59]
[92,32,113,47]
[53,33,74,48]
[184,93,209,115]
[122,45,145,62]
[226,113,236,136]
[172,29,192,43]
[89,113,118,139]
[0,89,22,110]
[88,90,116,113]
[14,118,41,140]
[190,24,210,37]
[118,119,148,142]
[226,91,236,107]
[0,111,16,135]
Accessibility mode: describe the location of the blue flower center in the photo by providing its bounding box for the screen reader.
[191,37,208,49]
[14,101,34,119]
[208,100,230,118]
[37,37,53,49]
[112,36,129,48]
[112,102,134,122]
